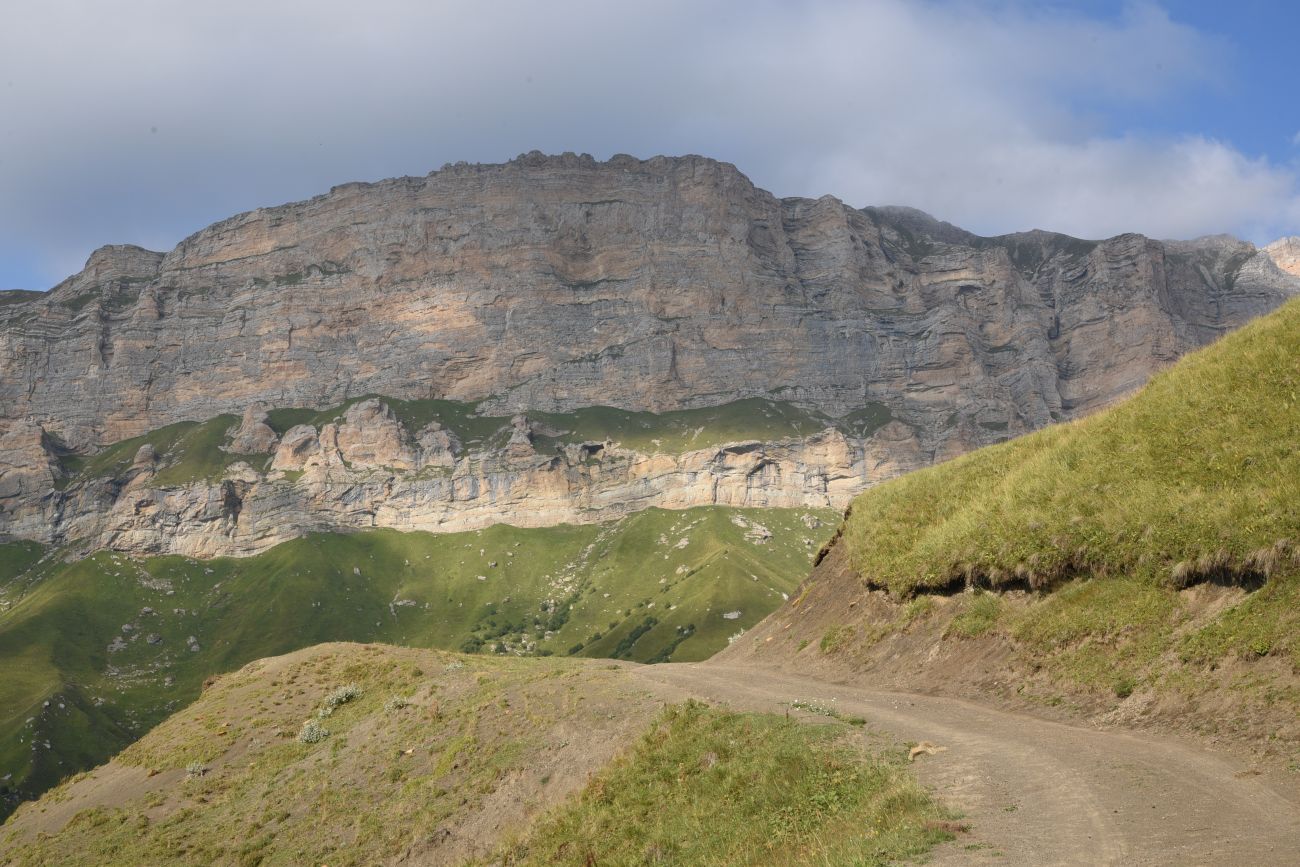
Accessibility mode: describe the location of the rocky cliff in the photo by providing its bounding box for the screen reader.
[2,397,915,557]
[1265,237,1300,277]
[1,153,1296,555]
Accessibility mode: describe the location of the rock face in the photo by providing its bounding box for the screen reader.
[1265,237,1300,277]
[10,398,914,558]
[227,406,279,454]
[1,153,1297,556]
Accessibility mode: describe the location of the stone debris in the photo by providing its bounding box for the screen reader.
[908,741,948,762]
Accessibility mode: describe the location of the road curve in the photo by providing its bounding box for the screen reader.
[630,663,1300,866]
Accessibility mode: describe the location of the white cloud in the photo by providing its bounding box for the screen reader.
[0,0,1296,287]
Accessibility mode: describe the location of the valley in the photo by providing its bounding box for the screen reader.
[0,505,835,820]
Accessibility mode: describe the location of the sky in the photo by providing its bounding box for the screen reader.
[2,0,1298,291]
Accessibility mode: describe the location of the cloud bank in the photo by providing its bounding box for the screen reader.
[1,0,1297,288]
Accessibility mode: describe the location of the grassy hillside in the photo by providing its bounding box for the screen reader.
[491,698,950,866]
[737,297,1300,750]
[0,644,951,866]
[0,506,835,820]
[841,296,1300,596]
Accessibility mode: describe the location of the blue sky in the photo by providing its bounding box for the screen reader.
[1076,0,1299,162]
[2,0,1298,291]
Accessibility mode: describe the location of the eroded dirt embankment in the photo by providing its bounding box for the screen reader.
[720,536,1300,753]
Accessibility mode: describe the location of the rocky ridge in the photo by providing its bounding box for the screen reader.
[4,397,908,557]
[1,153,1297,555]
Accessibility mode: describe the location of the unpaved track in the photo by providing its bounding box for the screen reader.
[632,663,1300,866]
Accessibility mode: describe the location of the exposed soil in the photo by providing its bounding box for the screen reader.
[722,539,1300,752]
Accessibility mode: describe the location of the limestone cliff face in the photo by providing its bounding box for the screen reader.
[1265,237,1300,277]
[7,399,914,557]
[1,153,1296,555]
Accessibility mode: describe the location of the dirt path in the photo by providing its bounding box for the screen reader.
[631,663,1300,866]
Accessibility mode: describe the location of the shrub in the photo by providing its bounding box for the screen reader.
[298,720,330,744]
[903,596,935,623]
[323,684,361,710]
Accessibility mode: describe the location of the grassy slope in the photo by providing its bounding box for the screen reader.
[56,416,265,489]
[0,506,835,819]
[842,296,1300,596]
[0,644,948,866]
[787,297,1300,741]
[56,396,890,489]
[492,700,951,866]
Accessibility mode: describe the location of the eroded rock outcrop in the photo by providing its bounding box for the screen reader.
[1265,237,1300,277]
[227,406,279,454]
[4,154,1295,453]
[20,399,907,557]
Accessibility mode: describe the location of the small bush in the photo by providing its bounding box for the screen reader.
[323,684,361,710]
[903,596,935,623]
[298,720,330,744]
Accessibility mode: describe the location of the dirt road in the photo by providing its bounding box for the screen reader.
[632,663,1300,866]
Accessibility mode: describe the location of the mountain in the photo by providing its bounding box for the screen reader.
[7,293,1300,858]
[1,152,1298,824]
[725,296,1300,753]
[2,152,1297,557]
